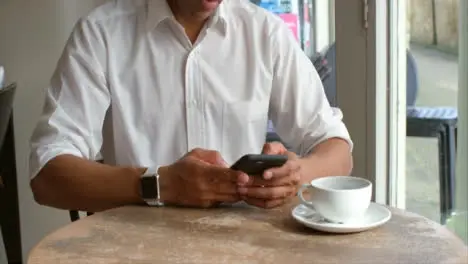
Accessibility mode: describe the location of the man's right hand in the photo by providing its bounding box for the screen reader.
[158,148,250,208]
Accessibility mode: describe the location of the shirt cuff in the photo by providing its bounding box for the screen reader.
[29,144,84,180]
[300,122,354,157]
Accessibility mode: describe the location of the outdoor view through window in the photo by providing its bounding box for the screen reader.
[406,0,466,243]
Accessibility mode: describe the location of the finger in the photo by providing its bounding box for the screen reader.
[206,166,250,186]
[213,180,240,195]
[189,148,228,167]
[243,197,288,209]
[249,172,301,187]
[263,160,301,180]
[184,158,250,186]
[262,142,287,155]
[285,151,298,160]
[238,185,296,200]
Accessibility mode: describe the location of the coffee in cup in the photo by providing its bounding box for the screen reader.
[297,176,372,224]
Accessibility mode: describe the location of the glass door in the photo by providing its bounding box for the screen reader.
[388,0,467,243]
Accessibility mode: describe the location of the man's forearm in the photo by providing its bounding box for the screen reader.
[298,138,353,183]
[31,154,146,212]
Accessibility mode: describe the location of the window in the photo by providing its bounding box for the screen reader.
[389,0,467,243]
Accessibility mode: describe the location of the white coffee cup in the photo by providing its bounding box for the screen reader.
[297,176,372,224]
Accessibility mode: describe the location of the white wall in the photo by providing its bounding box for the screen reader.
[0,0,104,260]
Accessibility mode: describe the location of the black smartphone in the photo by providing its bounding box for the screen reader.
[230,154,288,175]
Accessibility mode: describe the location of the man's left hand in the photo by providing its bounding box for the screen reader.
[238,142,302,209]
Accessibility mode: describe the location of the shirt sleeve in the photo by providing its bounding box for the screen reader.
[29,18,110,179]
[268,21,353,156]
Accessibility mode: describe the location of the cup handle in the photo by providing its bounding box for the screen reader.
[297,184,315,209]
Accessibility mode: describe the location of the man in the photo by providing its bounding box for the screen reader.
[29,0,353,212]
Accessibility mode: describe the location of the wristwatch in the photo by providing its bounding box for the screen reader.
[140,166,164,207]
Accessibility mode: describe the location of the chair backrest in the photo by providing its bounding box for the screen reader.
[323,43,337,107]
[0,234,6,264]
[0,84,15,190]
[0,84,16,151]
[0,83,18,262]
[322,43,419,107]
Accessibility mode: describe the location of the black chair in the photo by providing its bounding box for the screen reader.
[322,44,337,107]
[0,84,15,150]
[0,83,22,263]
[405,51,458,225]
[0,83,13,264]
[0,84,16,263]
[69,211,94,222]
[0,235,6,264]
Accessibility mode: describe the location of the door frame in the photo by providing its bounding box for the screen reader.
[335,0,391,204]
[387,0,408,208]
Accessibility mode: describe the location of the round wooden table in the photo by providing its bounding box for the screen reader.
[29,202,467,264]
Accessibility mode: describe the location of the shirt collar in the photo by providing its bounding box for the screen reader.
[146,0,228,34]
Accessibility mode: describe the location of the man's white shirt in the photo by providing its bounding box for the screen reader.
[29,0,352,178]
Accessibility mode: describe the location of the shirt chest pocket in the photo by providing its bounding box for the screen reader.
[221,99,269,164]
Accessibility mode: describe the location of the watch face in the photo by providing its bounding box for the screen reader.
[141,176,158,199]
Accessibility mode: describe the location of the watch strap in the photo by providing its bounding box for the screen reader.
[140,166,164,207]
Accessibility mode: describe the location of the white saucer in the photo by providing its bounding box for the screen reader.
[291,202,392,234]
